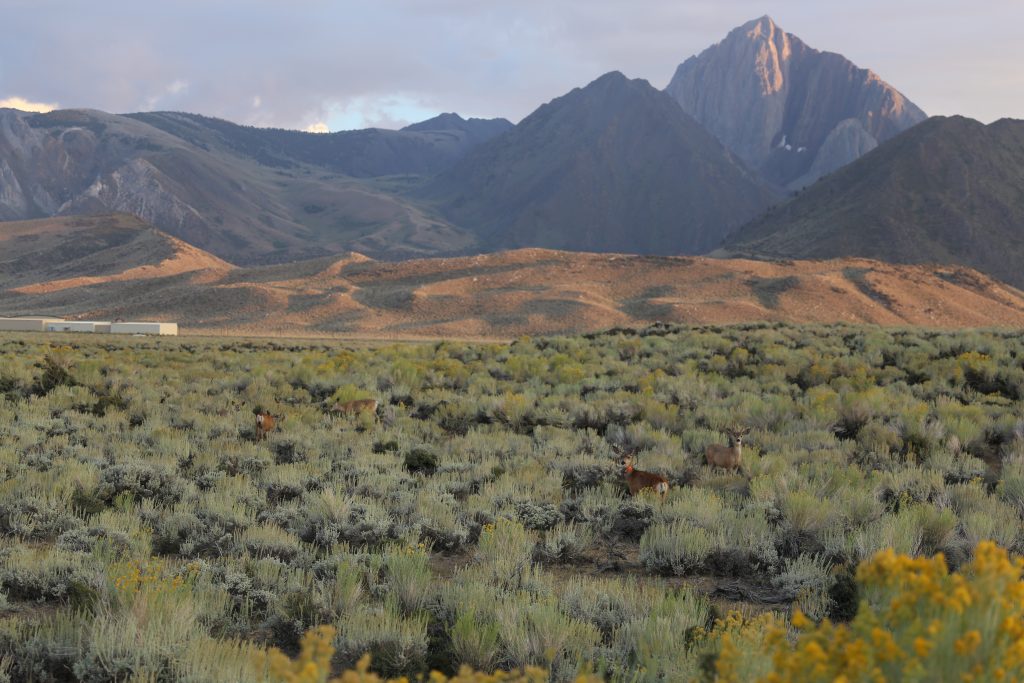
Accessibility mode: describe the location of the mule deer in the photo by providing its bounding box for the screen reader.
[331,398,379,419]
[254,410,281,441]
[617,449,669,499]
[705,427,750,471]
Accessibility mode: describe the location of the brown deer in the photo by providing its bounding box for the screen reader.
[617,449,670,499]
[330,398,379,419]
[705,427,750,471]
[254,410,281,441]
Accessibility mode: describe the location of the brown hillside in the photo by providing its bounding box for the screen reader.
[0,214,231,288]
[2,219,1024,338]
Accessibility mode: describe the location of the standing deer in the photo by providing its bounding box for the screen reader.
[617,449,670,499]
[331,398,378,419]
[705,427,750,471]
[254,409,281,441]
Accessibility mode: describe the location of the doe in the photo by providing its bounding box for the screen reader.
[617,449,669,499]
[705,427,750,471]
[331,398,379,419]
[254,410,280,441]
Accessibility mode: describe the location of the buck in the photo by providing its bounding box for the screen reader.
[254,410,281,441]
[617,449,669,499]
[330,398,378,418]
[705,427,750,471]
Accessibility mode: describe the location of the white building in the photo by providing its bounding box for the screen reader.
[0,317,66,332]
[110,322,178,336]
[0,317,178,336]
[46,321,102,333]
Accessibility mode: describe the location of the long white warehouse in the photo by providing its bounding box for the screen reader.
[0,317,65,332]
[110,322,178,336]
[0,317,179,336]
[46,321,102,333]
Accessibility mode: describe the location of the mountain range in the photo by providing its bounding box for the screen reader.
[2,16,1024,324]
[0,18,930,262]
[0,107,506,264]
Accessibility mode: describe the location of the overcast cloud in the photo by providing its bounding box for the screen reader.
[2,0,1022,131]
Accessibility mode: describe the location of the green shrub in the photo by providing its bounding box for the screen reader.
[404,447,439,475]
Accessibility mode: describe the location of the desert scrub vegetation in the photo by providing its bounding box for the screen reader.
[3,322,1024,679]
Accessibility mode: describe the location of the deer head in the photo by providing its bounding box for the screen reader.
[728,427,751,447]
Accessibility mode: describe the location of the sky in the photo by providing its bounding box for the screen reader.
[1,1,1022,132]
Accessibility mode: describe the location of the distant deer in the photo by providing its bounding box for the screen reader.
[705,427,750,471]
[331,398,378,419]
[616,449,670,499]
[254,409,281,441]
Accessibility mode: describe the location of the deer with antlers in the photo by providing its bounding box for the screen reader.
[330,398,379,419]
[615,448,670,499]
[705,427,750,471]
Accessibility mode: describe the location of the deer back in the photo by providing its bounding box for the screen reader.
[625,469,670,496]
[705,431,746,470]
[620,454,669,497]
[332,398,378,415]
[705,444,737,468]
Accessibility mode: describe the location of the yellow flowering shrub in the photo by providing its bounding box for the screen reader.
[716,541,1024,683]
[110,559,187,593]
[262,625,602,683]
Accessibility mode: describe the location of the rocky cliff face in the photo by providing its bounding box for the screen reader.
[665,16,927,189]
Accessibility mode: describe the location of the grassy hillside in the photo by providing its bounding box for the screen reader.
[0,214,179,285]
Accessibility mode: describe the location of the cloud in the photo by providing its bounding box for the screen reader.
[324,95,439,131]
[0,1,1021,127]
[0,96,58,113]
[303,121,329,133]
[141,79,190,110]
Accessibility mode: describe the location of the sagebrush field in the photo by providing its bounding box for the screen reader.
[2,323,1024,681]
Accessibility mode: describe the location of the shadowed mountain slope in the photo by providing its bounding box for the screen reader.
[422,72,778,255]
[724,116,1024,287]
[128,110,512,178]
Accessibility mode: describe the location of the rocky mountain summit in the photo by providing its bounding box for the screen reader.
[666,16,927,189]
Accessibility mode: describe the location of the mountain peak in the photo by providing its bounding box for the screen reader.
[402,112,513,140]
[402,112,465,131]
[737,15,779,35]
[665,17,926,189]
[591,70,629,83]
[566,71,665,106]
